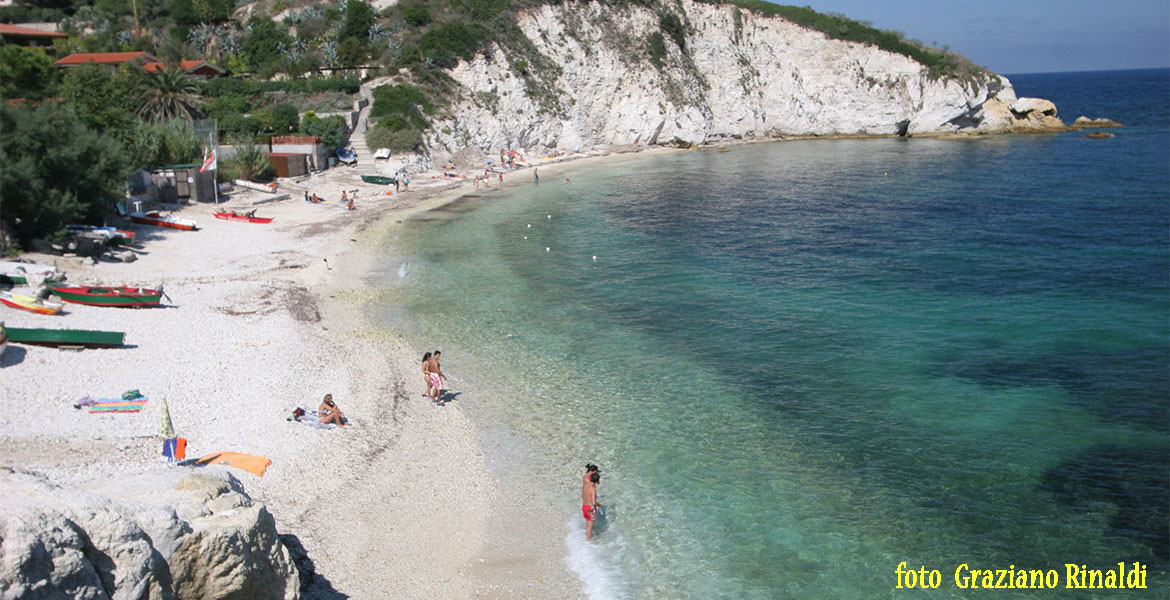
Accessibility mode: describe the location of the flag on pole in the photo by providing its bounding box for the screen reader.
[199,148,216,173]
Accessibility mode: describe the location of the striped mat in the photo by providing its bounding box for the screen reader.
[90,398,148,413]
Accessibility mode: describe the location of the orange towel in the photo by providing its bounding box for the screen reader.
[196,451,272,477]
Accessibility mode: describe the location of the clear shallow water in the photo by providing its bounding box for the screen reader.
[377,69,1169,598]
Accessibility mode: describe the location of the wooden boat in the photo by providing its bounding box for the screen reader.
[0,261,59,286]
[129,211,198,231]
[50,285,163,308]
[5,326,124,348]
[360,175,395,185]
[234,179,279,194]
[0,292,64,315]
[214,211,274,224]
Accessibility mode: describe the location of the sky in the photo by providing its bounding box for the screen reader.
[803,0,1170,74]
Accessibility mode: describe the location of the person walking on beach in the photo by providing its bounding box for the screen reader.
[422,352,433,398]
[582,468,602,540]
[533,168,539,184]
[426,350,445,404]
[498,172,503,184]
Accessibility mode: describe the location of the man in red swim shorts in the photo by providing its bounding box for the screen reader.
[581,468,602,540]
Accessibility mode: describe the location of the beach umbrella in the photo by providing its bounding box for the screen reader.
[158,397,175,437]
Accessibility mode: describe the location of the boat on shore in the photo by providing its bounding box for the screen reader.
[213,211,274,224]
[5,326,124,348]
[1,322,7,355]
[0,261,58,286]
[234,179,279,194]
[129,211,198,231]
[360,175,395,186]
[67,225,136,242]
[50,285,163,308]
[0,292,64,315]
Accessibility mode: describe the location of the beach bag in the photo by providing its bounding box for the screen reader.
[291,407,306,420]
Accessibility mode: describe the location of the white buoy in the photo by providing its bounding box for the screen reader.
[523,236,527,240]
[546,247,550,252]
[547,215,551,219]
[527,224,532,228]
[592,256,597,261]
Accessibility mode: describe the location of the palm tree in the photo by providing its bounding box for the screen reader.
[137,66,201,123]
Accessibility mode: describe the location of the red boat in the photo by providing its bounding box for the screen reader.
[130,211,197,231]
[214,211,274,224]
[50,286,164,307]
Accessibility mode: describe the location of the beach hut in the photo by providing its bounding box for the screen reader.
[267,153,309,179]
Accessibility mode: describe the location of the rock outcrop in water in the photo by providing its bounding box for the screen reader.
[0,468,299,599]
[424,0,1072,160]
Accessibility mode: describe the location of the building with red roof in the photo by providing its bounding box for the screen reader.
[0,23,67,49]
[53,51,161,67]
[53,52,223,79]
[143,60,224,80]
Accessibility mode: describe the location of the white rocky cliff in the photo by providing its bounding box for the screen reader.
[427,0,1066,156]
[0,468,299,600]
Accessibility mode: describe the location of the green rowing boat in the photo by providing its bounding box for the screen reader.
[360,175,396,185]
[5,327,125,348]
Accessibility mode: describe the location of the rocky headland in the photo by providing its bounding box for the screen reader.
[417,0,1106,164]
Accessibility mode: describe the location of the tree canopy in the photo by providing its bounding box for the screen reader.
[0,104,128,244]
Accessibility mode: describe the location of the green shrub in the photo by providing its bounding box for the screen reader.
[370,83,433,129]
[400,1,431,26]
[366,124,423,153]
[268,103,300,134]
[418,21,489,68]
[0,103,127,245]
[300,112,348,149]
[218,114,263,139]
[198,77,361,97]
[647,31,667,68]
[0,45,57,101]
[659,12,686,49]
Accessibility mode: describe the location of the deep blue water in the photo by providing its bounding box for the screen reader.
[382,69,1169,598]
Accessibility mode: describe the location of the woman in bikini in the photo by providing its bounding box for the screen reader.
[319,394,346,427]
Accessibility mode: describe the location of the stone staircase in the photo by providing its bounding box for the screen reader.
[348,98,378,179]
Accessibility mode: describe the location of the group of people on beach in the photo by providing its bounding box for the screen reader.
[421,350,447,404]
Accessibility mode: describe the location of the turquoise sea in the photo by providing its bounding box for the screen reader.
[376,69,1169,598]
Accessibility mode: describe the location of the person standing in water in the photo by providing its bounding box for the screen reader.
[533,168,539,183]
[582,468,602,540]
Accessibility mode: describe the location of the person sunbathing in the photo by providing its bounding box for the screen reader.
[319,394,347,427]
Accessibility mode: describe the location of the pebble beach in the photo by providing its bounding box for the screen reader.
[0,157,616,598]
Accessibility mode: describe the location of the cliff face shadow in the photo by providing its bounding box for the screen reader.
[280,533,348,600]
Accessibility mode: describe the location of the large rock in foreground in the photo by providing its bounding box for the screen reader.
[0,467,299,600]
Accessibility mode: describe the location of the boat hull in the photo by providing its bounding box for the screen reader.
[5,327,124,348]
[50,286,163,307]
[129,212,198,231]
[214,212,274,224]
[0,294,63,315]
[360,175,395,185]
